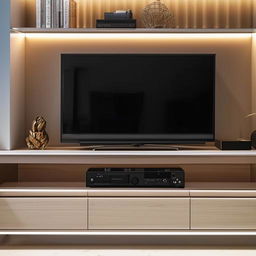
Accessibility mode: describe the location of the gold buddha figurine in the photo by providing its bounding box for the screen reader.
[26,116,49,150]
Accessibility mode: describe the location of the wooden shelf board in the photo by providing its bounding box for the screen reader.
[187,182,256,190]
[0,182,85,188]
[1,182,256,197]
[1,230,256,236]
[0,182,87,197]
[11,28,256,34]
[0,148,256,164]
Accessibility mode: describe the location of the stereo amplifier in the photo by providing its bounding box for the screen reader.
[86,168,185,188]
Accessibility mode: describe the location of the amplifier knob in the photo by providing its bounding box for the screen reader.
[131,177,139,185]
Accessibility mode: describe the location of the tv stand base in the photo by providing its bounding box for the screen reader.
[80,143,210,151]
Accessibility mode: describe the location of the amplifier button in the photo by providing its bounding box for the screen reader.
[131,177,139,185]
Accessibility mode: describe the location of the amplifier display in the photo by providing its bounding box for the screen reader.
[86,168,185,188]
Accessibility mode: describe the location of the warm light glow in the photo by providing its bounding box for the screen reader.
[24,33,252,40]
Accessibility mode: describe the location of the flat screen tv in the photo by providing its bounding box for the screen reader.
[61,54,215,145]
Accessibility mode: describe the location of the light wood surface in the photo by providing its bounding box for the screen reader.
[88,188,189,197]
[89,198,189,230]
[1,182,256,197]
[0,198,87,230]
[1,150,256,164]
[191,198,256,229]
[11,28,256,34]
[188,182,256,197]
[2,248,256,256]
[2,230,256,235]
[0,182,87,197]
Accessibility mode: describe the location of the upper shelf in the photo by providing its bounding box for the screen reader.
[1,148,256,164]
[11,28,256,34]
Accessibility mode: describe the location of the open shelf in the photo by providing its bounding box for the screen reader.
[11,28,256,34]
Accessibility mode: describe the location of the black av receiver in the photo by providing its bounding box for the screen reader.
[86,168,185,188]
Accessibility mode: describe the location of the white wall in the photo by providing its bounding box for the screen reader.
[0,0,11,149]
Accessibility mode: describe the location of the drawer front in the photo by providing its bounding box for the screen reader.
[0,198,87,230]
[89,197,189,230]
[191,198,256,229]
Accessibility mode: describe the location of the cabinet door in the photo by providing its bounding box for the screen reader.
[0,198,87,230]
[89,197,189,230]
[191,198,256,229]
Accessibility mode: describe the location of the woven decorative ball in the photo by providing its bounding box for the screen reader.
[141,0,174,28]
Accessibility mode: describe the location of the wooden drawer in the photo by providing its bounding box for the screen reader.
[0,198,87,230]
[89,197,189,230]
[191,198,256,229]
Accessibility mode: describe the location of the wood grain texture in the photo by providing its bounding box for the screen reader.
[189,182,256,197]
[0,182,87,197]
[191,198,256,229]
[18,164,251,183]
[88,188,189,197]
[0,165,18,184]
[1,181,256,197]
[0,197,87,230]
[23,0,254,28]
[88,197,190,230]
[0,151,255,164]
[19,164,86,182]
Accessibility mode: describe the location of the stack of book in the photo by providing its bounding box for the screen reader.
[36,0,77,28]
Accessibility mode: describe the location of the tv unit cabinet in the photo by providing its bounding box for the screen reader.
[1,0,256,246]
[0,149,256,239]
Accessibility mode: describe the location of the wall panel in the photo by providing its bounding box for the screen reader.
[75,0,253,29]
[25,34,252,147]
[24,0,254,28]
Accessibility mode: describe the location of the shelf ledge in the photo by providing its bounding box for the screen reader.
[1,230,256,236]
[1,149,256,164]
[11,28,256,34]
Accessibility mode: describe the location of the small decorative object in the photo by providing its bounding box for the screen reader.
[141,0,174,28]
[26,116,49,150]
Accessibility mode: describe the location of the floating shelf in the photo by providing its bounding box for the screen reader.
[1,148,256,164]
[11,28,256,34]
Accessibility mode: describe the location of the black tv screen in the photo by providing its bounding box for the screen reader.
[61,54,215,145]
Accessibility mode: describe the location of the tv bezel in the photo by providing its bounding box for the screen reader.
[61,53,216,145]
